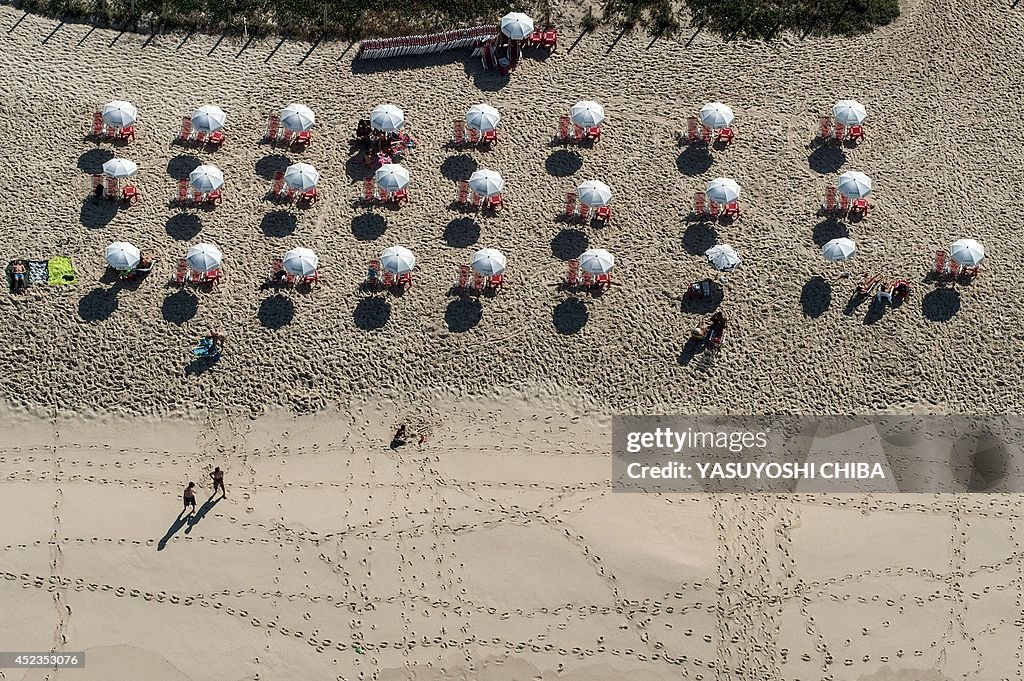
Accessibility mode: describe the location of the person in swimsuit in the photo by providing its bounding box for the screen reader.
[183,482,197,514]
[136,253,158,273]
[11,260,26,292]
[210,467,226,497]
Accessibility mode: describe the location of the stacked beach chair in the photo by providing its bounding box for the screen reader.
[357,26,498,59]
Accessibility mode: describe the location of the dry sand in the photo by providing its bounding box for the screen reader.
[1,0,1023,678]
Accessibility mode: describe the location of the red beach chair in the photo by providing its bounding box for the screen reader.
[173,258,189,285]
[707,201,721,218]
[382,270,395,286]
[279,127,294,145]
[482,129,498,145]
[487,273,504,290]
[716,127,735,144]
[204,189,223,206]
[467,127,480,144]
[270,171,285,198]
[268,258,285,283]
[823,186,837,213]
[265,114,281,141]
[948,260,961,277]
[595,205,611,225]
[470,270,485,292]
[470,191,483,208]
[572,123,585,141]
[565,259,579,287]
[818,116,831,140]
[301,187,319,205]
[178,116,192,142]
[361,177,376,203]
[528,30,543,46]
[838,195,851,214]
[585,126,601,142]
[848,124,865,142]
[542,29,557,48]
[121,184,140,204]
[194,130,207,144]
[390,187,409,205]
[580,271,593,288]
[454,180,470,205]
[686,116,699,143]
[563,192,578,218]
[91,111,105,137]
[488,194,504,211]
[933,250,948,275]
[204,268,222,286]
[693,191,707,217]
[594,273,612,289]
[700,125,712,145]
[451,120,466,145]
[302,270,319,287]
[960,265,979,279]
[556,115,572,143]
[366,259,382,286]
[833,122,846,141]
[104,176,119,199]
[208,131,226,149]
[395,272,411,290]
[117,125,136,142]
[455,264,470,289]
[850,198,869,217]
[296,130,312,146]
[723,202,740,219]
[89,174,103,195]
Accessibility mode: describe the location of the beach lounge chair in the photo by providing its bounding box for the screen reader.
[178,116,192,142]
[850,198,869,217]
[823,186,837,214]
[361,177,376,203]
[889,279,911,301]
[173,258,189,286]
[556,115,572,143]
[395,272,411,290]
[91,111,105,137]
[366,259,382,287]
[527,30,543,46]
[117,125,136,142]
[470,191,483,208]
[203,267,222,286]
[700,125,712,145]
[716,127,735,145]
[301,187,319,205]
[176,178,190,205]
[482,129,498,145]
[707,201,721,218]
[580,271,593,288]
[451,120,466,145]
[270,172,285,198]
[541,29,557,48]
[584,126,601,142]
[194,130,207,144]
[296,130,312,146]
[693,191,707,218]
[382,270,395,287]
[563,192,578,219]
[948,260,961,277]
[723,202,740,219]
[203,189,223,207]
[564,259,580,287]
[837,195,850,215]
[268,258,286,284]
[89,174,103,196]
[389,187,409,205]
[454,180,470,206]
[302,270,319,287]
[572,123,585,142]
[594,273,612,290]
[487,273,504,290]
[121,184,140,205]
[455,264,470,290]
[848,124,865,143]
[265,114,281,141]
[960,265,979,279]
[686,116,700,144]
[470,270,485,292]
[595,205,611,225]
[818,116,831,140]
[279,127,294,145]
[933,250,948,275]
[208,131,226,149]
[104,177,119,199]
[833,122,846,141]
[856,272,882,296]
[467,127,480,144]
[488,194,504,211]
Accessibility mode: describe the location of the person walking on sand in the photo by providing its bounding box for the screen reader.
[210,466,226,498]
[183,482,197,514]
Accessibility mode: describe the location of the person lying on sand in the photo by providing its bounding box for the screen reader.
[136,253,159,273]
[11,260,26,292]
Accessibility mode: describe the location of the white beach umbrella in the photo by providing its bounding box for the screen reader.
[189,165,224,193]
[370,104,405,132]
[706,177,741,205]
[283,163,320,191]
[500,12,534,40]
[822,237,857,262]
[104,241,140,271]
[471,248,507,276]
[280,103,316,132]
[191,104,226,133]
[468,169,504,197]
[699,102,734,129]
[380,246,416,274]
[570,100,605,128]
[185,243,223,273]
[102,100,137,128]
[833,99,867,126]
[837,171,872,199]
[577,180,613,207]
[466,104,501,132]
[374,163,410,192]
[101,158,138,179]
[949,238,985,267]
[282,247,319,277]
[579,248,615,274]
[705,244,741,272]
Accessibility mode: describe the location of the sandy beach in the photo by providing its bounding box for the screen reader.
[1,0,1023,677]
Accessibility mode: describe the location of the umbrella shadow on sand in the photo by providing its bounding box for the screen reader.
[79,197,119,229]
[442,218,481,248]
[166,214,203,241]
[78,286,119,322]
[922,287,961,322]
[682,223,718,255]
[800,276,832,318]
[676,146,714,176]
[440,154,478,181]
[812,218,848,246]
[166,154,202,180]
[255,154,290,181]
[162,289,199,325]
[352,213,387,241]
[77,148,113,174]
[354,297,391,330]
[553,297,588,334]
[463,60,508,93]
[258,295,295,330]
[261,210,297,237]
[445,298,482,332]
[545,149,583,177]
[551,229,589,260]
[807,145,846,174]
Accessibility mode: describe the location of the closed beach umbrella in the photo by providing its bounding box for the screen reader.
[370,104,405,132]
[706,177,741,205]
[102,100,137,128]
[949,238,985,267]
[104,241,140,271]
[101,158,138,179]
[282,247,319,277]
[374,163,410,192]
[705,244,741,272]
[837,171,872,199]
[471,248,507,276]
[185,243,222,273]
[192,105,226,133]
[466,104,501,132]
[380,246,416,274]
[283,163,320,191]
[699,102,734,129]
[189,165,224,193]
[579,248,615,274]
[833,100,867,126]
[469,169,504,197]
[577,180,613,207]
[500,12,534,40]
[280,103,315,132]
[570,101,605,127]
[822,237,857,262]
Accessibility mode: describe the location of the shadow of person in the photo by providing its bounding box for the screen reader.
[184,496,221,535]
[157,511,190,551]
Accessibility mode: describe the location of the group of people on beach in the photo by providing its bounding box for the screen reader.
[181,466,226,514]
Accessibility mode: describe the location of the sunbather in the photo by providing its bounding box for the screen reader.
[11,260,26,292]
[856,272,882,296]
[136,253,159,273]
[892,279,911,300]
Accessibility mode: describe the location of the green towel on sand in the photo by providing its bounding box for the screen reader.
[47,256,76,286]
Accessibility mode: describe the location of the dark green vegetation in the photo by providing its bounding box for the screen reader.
[597,0,901,39]
[18,0,898,40]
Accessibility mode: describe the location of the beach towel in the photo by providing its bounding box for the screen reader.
[47,257,76,286]
[28,260,48,284]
